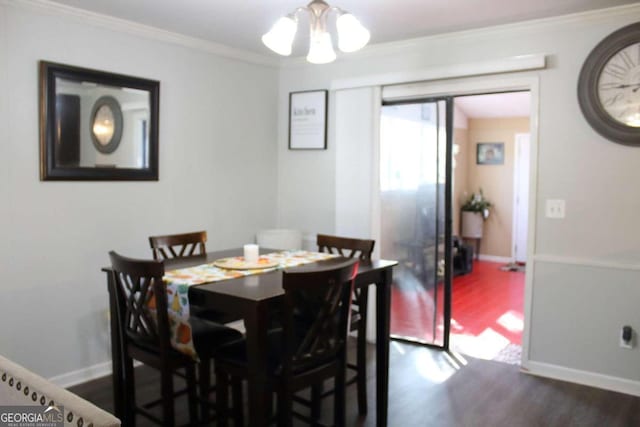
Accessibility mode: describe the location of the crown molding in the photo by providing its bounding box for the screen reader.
[4,0,279,68]
[282,2,640,67]
[4,0,639,70]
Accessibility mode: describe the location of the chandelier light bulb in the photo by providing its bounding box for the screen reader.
[336,13,370,52]
[261,15,298,56]
[307,31,336,64]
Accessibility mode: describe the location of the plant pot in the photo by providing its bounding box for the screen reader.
[461,211,483,238]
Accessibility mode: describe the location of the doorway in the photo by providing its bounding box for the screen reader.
[449,91,530,363]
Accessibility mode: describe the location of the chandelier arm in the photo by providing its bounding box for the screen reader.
[307,4,331,35]
[289,6,308,18]
[328,6,346,16]
[307,1,331,19]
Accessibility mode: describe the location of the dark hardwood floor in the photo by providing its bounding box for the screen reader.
[69,339,640,426]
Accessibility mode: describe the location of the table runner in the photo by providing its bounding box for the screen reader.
[160,250,339,358]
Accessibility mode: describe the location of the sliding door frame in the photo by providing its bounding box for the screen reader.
[380,74,539,366]
[381,96,454,351]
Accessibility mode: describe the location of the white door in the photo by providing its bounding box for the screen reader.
[513,133,530,263]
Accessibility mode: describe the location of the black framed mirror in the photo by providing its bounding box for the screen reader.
[39,61,160,180]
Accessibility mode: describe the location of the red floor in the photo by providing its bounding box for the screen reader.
[390,260,524,359]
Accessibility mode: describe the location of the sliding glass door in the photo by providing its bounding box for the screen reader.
[380,98,452,349]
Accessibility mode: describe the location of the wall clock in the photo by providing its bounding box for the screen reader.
[90,95,123,154]
[578,22,640,146]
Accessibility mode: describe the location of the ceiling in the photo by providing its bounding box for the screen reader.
[455,92,531,119]
[49,0,636,58]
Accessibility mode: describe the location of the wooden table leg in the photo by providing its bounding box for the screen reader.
[244,304,270,427]
[376,268,392,427]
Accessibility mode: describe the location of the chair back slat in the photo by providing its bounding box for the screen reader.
[149,231,207,261]
[281,258,358,376]
[317,234,374,261]
[109,251,171,354]
[317,234,374,317]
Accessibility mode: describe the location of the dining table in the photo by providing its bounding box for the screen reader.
[103,247,397,426]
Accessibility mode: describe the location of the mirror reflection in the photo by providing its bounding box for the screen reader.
[55,79,149,168]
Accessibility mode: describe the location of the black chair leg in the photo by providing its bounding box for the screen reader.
[356,291,369,415]
[198,358,211,422]
[334,361,347,427]
[186,364,199,425]
[277,386,293,427]
[232,376,244,426]
[216,367,229,427]
[311,382,323,420]
[123,355,136,427]
[160,365,175,427]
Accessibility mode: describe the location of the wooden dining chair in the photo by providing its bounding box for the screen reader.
[108,251,243,426]
[214,258,359,427]
[148,229,239,324]
[316,233,375,415]
[148,230,207,261]
[148,231,245,421]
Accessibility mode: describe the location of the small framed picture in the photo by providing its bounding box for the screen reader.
[289,90,327,150]
[476,142,504,165]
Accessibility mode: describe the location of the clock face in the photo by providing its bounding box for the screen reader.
[578,22,640,146]
[597,43,640,127]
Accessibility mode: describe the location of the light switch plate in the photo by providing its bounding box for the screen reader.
[546,199,565,218]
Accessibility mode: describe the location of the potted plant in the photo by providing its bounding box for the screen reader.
[461,189,492,238]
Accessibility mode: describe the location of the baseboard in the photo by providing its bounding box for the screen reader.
[50,321,249,389]
[48,361,112,388]
[477,254,511,263]
[49,360,142,389]
[523,361,640,397]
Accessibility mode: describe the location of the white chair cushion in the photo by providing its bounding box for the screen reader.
[256,229,303,250]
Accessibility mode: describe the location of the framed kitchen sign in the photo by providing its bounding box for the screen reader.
[289,90,327,150]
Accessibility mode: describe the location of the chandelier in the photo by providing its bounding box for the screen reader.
[262,0,370,64]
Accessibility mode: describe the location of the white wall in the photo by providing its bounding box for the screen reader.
[277,5,640,392]
[334,87,376,238]
[0,6,9,286]
[0,3,278,378]
[276,90,336,234]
